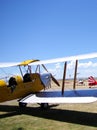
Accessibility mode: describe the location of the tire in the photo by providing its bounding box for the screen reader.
[40,103,49,109]
[19,102,27,108]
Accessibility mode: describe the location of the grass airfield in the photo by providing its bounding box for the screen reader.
[0,80,97,130]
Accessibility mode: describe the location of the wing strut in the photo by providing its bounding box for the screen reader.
[62,62,67,95]
[19,66,23,78]
[73,60,78,89]
[42,64,48,72]
[35,65,40,73]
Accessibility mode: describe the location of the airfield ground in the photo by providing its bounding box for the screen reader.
[0,79,97,130]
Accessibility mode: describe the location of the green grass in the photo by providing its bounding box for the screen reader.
[0,101,97,130]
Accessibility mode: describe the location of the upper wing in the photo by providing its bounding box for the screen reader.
[1,52,97,68]
[30,52,97,65]
[0,59,39,68]
[19,88,97,104]
[18,59,39,66]
[0,62,20,68]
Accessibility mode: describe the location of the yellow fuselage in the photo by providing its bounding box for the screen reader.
[0,74,44,102]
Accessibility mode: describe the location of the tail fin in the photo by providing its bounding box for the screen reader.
[88,76,97,86]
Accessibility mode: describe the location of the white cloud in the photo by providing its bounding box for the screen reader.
[67,61,75,69]
[55,63,62,69]
[46,61,97,79]
[78,61,97,68]
[67,61,97,69]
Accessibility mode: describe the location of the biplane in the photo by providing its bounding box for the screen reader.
[88,76,97,88]
[1,52,97,109]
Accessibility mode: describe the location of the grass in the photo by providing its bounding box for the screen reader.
[0,102,97,130]
[0,80,97,130]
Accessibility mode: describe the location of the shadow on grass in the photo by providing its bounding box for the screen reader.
[0,104,97,127]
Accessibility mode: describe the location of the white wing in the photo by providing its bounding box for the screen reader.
[30,52,97,65]
[0,52,97,68]
[0,62,20,68]
[19,89,97,104]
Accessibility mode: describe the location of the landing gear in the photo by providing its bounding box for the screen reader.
[40,103,49,109]
[19,102,27,108]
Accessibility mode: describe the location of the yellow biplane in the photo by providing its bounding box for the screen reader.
[1,52,97,109]
[0,59,60,108]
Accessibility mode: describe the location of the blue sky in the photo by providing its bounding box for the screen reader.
[0,0,97,79]
[0,0,97,62]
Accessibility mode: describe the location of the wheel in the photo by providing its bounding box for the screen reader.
[40,103,49,109]
[19,102,27,108]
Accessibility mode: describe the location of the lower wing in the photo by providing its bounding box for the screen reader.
[19,89,97,104]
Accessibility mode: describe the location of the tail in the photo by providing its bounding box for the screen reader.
[88,76,97,86]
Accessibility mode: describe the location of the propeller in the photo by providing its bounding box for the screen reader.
[51,74,60,86]
[42,64,60,87]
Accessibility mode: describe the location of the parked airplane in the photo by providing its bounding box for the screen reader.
[1,52,97,109]
[0,59,60,108]
[88,76,97,88]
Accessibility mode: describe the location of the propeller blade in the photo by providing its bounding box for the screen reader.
[51,75,60,86]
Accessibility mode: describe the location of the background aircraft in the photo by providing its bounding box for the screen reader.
[88,76,97,88]
[1,52,97,109]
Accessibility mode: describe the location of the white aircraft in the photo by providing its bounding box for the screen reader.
[0,52,97,109]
